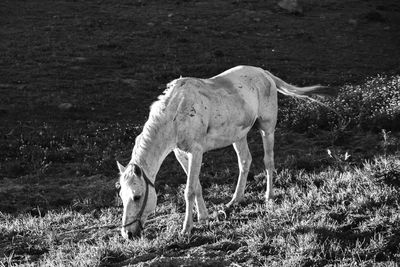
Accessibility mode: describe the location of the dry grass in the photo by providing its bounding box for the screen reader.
[1,151,400,266]
[1,77,400,265]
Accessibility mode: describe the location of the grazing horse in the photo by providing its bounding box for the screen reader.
[116,65,336,239]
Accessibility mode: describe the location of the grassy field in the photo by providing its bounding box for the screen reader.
[1,76,400,265]
[1,0,400,266]
[1,147,400,266]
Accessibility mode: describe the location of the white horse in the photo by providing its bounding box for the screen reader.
[116,65,336,239]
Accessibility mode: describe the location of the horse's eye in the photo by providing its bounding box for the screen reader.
[133,195,141,201]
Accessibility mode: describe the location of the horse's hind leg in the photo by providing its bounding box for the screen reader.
[174,148,208,227]
[227,136,252,208]
[259,122,276,201]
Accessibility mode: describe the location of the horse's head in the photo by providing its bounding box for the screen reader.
[116,161,156,240]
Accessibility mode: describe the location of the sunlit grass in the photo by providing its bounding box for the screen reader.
[1,76,400,265]
[1,154,399,266]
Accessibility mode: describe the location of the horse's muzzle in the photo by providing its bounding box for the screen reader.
[121,226,141,240]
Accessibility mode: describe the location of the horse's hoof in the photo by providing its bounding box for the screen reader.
[212,209,229,222]
[226,196,244,209]
[265,192,274,201]
[180,230,187,236]
[180,224,193,236]
[265,198,273,203]
[217,209,227,221]
[198,218,209,225]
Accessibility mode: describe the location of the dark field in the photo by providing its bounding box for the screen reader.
[1,0,400,266]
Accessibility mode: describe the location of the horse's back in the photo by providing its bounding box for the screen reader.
[172,66,274,152]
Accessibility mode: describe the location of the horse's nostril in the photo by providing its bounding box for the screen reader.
[127,231,133,240]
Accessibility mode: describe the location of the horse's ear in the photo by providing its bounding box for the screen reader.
[117,161,126,174]
[115,181,121,190]
[133,164,142,177]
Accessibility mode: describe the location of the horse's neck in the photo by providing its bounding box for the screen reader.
[130,126,174,182]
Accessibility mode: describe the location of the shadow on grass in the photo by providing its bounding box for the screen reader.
[294,222,400,263]
[0,232,49,265]
[101,234,237,267]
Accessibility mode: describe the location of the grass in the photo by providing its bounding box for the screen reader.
[279,75,400,132]
[1,75,400,266]
[1,0,400,263]
[1,151,400,266]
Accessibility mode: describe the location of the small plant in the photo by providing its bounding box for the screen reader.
[327,148,351,172]
[380,129,399,155]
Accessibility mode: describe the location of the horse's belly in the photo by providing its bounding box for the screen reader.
[204,125,252,151]
[203,100,256,150]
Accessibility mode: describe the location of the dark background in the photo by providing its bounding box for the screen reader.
[1,0,399,212]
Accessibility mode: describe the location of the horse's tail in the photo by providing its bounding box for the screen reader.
[264,69,337,99]
[263,69,339,116]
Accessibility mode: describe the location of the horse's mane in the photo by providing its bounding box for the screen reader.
[131,79,181,163]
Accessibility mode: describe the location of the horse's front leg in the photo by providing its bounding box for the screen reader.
[174,149,209,225]
[182,145,204,235]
